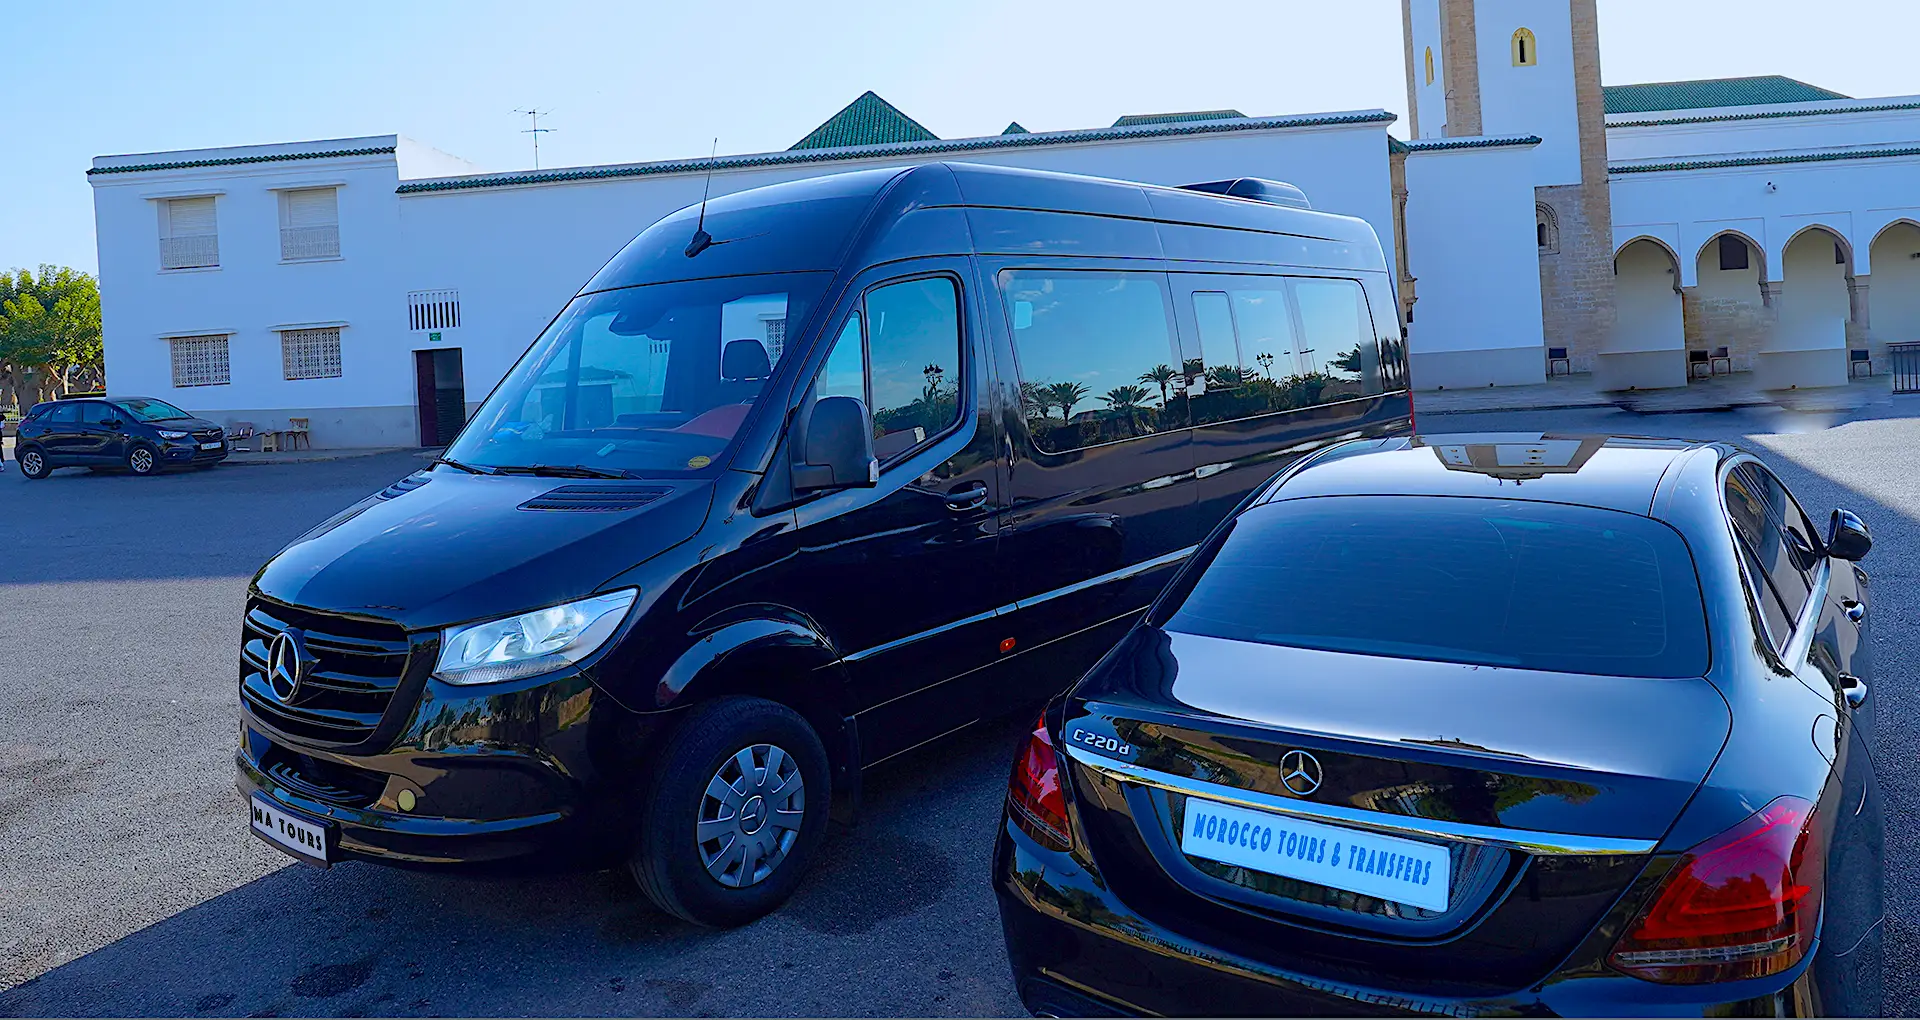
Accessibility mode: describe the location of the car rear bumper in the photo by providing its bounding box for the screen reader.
[993,820,1825,1018]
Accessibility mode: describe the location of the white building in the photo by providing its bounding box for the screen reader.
[88,0,1920,447]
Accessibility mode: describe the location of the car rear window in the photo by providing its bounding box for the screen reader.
[1164,495,1710,678]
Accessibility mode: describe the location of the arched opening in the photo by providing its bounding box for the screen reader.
[1767,226,1852,388]
[1512,28,1537,67]
[1601,238,1686,389]
[1869,221,1920,348]
[1425,48,1435,85]
[1536,203,1559,254]
[1690,231,1767,374]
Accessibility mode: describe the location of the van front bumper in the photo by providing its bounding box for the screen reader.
[236,671,673,868]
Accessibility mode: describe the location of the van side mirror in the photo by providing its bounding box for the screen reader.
[1827,508,1872,562]
[792,395,877,494]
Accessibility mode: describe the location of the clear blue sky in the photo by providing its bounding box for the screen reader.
[2,0,1915,275]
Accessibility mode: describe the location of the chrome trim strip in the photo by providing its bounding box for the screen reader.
[1062,744,1659,857]
[839,546,1197,664]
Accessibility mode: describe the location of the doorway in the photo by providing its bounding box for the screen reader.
[414,348,467,446]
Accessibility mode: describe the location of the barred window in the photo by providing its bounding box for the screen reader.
[169,335,231,387]
[280,327,343,380]
[764,316,787,363]
[408,289,461,331]
[279,187,340,260]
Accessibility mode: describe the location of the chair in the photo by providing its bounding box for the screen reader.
[1686,349,1711,380]
[285,417,312,450]
[1546,347,1571,377]
[225,421,256,452]
[1710,346,1733,376]
[1848,348,1873,378]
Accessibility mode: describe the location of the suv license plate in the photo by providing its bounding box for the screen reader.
[1181,796,1449,912]
[249,794,331,865]
[199,441,223,451]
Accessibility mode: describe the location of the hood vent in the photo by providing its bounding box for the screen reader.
[375,472,431,500]
[519,484,671,512]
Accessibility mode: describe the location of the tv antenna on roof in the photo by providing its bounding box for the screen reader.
[513,107,555,169]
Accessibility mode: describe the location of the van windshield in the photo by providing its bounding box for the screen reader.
[448,273,830,477]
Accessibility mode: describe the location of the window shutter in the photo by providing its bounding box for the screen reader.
[283,188,338,228]
[167,197,216,237]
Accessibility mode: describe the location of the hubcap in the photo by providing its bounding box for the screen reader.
[22,451,42,474]
[131,449,153,472]
[697,743,804,889]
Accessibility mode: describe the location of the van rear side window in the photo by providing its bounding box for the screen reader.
[1177,276,1382,426]
[1003,271,1185,453]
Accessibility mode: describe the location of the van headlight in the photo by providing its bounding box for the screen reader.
[433,590,637,685]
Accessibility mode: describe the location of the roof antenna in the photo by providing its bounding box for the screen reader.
[685,137,719,258]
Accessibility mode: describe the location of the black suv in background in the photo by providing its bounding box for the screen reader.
[14,396,228,478]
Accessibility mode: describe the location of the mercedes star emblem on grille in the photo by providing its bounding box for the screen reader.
[1279,749,1323,796]
[267,629,311,703]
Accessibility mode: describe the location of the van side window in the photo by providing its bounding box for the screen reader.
[1003,271,1184,453]
[814,279,963,466]
[1179,276,1381,425]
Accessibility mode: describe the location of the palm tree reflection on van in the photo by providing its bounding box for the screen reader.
[1138,364,1176,407]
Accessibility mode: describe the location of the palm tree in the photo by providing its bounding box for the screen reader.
[1138,364,1175,407]
[1047,381,1089,422]
[1019,380,1050,422]
[1103,384,1151,435]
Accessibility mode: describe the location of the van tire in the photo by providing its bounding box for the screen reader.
[630,696,830,928]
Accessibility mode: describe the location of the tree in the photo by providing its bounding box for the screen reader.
[1138,364,1175,407]
[1019,380,1051,422]
[1102,384,1151,435]
[1046,381,1089,421]
[0,265,103,412]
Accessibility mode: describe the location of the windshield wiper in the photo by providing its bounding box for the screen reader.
[433,457,495,475]
[489,463,630,479]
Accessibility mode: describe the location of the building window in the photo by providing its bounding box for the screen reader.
[1836,242,1848,265]
[763,316,787,364]
[408,289,462,331]
[1536,204,1560,254]
[168,334,230,387]
[1425,47,1435,85]
[280,187,340,260]
[280,327,343,380]
[1512,28,1537,66]
[158,196,219,270]
[1718,235,1750,271]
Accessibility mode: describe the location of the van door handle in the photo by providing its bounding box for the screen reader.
[1841,599,1866,624]
[945,481,989,511]
[1840,674,1867,709]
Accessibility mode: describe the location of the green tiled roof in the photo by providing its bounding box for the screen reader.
[1002,122,1030,135]
[397,110,1397,194]
[1112,109,1244,128]
[1403,134,1541,153]
[790,91,937,150]
[1610,143,1920,175]
[89,145,394,176]
[1610,98,1920,128]
[1602,76,1848,115]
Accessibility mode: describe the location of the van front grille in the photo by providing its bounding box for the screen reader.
[240,600,410,746]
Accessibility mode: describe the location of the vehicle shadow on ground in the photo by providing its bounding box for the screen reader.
[0,712,1031,1019]
[1,453,425,585]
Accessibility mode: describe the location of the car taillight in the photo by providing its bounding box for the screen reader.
[1608,797,1821,985]
[1007,713,1072,851]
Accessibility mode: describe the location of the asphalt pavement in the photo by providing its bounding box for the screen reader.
[2,402,1917,1016]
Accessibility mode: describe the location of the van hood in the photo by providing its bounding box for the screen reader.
[253,471,716,631]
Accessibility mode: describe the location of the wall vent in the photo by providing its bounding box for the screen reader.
[409,289,461,331]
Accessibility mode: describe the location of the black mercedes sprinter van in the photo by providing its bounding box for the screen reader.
[236,162,1412,926]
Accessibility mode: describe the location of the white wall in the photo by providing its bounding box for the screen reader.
[399,123,1401,407]
[1609,153,1920,284]
[1474,0,1581,186]
[1403,142,1545,371]
[91,141,410,424]
[1607,101,1920,163]
[1408,0,1447,139]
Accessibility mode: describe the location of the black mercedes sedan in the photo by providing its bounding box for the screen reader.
[995,433,1881,1017]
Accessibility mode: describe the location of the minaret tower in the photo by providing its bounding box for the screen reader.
[1402,0,1615,372]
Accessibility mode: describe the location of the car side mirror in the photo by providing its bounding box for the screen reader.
[792,395,877,494]
[1827,508,1872,562]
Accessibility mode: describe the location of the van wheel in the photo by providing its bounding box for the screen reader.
[18,446,51,480]
[630,696,829,928]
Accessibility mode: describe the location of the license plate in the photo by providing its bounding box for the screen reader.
[250,794,331,864]
[199,441,223,451]
[1181,797,1450,912]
